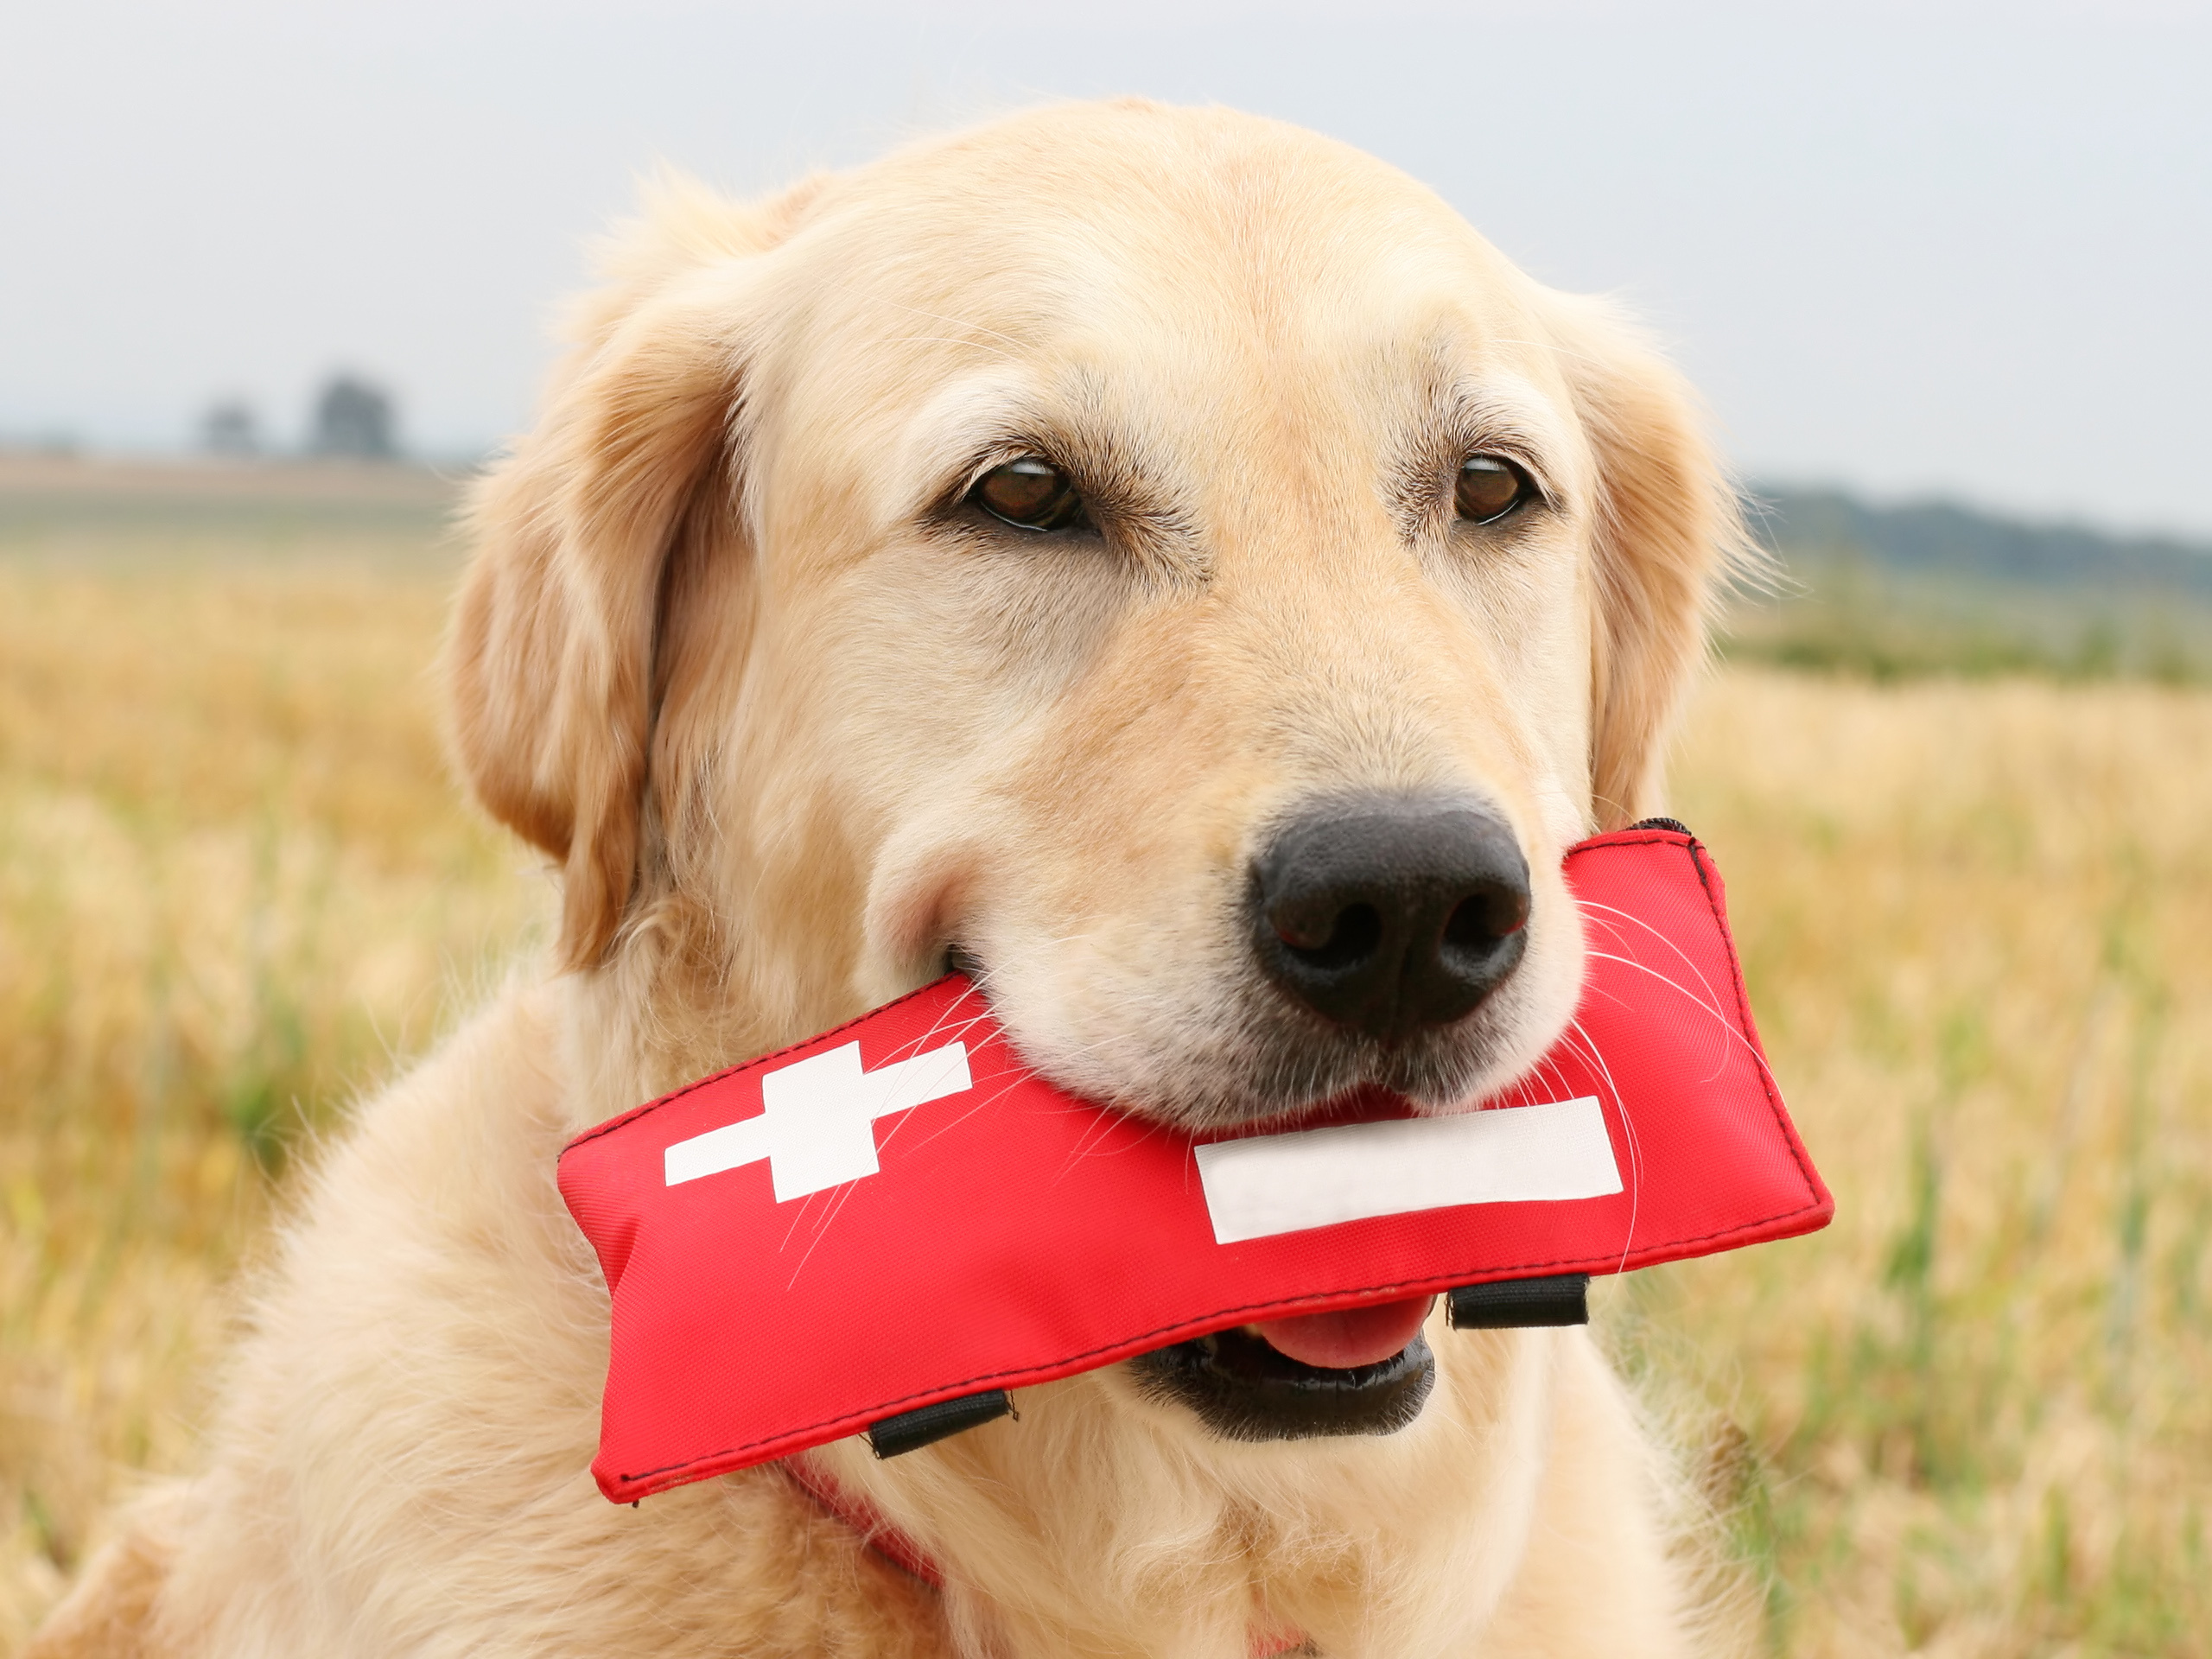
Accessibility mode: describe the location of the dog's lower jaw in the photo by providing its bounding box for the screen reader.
[1128,1329,1438,1441]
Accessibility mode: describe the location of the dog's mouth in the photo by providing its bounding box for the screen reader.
[1128,1295,1437,1440]
[938,946,1446,1439]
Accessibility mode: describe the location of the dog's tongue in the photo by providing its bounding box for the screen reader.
[1250,1295,1433,1370]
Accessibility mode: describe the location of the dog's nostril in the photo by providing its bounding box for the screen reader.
[1250,796,1532,1042]
[1442,887,1529,953]
[1273,900,1382,968]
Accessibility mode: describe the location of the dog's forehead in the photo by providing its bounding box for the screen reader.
[764,105,1573,440]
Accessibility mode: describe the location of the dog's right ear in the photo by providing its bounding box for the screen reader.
[445,190,787,970]
[1540,293,1750,829]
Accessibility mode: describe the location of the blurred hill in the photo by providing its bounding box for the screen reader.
[1734,486,2212,682]
[0,454,462,559]
[1758,488,2212,594]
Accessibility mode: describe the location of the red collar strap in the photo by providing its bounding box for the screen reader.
[783,1456,1310,1657]
[781,1455,944,1586]
[561,825,1831,1503]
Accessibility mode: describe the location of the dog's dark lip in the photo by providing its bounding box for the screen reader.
[1128,1325,1437,1440]
[943,943,987,982]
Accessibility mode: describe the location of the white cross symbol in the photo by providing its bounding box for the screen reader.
[661,1040,974,1201]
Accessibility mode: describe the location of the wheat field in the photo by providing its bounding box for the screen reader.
[1,475,2207,1655]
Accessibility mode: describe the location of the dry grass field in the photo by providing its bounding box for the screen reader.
[2,464,2207,1656]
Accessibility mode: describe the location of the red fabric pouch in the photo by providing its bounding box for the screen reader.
[559,825,1830,1503]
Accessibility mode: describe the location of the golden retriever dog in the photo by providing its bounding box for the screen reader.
[35,99,1745,1658]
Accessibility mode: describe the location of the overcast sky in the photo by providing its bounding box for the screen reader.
[5,1,2208,536]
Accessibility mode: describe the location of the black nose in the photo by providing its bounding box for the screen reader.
[1251,797,1531,1041]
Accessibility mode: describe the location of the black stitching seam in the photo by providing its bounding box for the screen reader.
[609,1197,1830,1493]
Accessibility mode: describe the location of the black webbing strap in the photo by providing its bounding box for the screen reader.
[866,1389,1015,1458]
[1446,1274,1591,1329]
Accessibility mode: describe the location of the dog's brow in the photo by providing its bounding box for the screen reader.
[1367,357,1573,534]
[894,371,1055,498]
[1431,378,1575,514]
[891,372,1203,575]
[1438,378,1569,474]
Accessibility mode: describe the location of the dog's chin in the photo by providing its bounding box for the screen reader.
[1128,1307,1438,1441]
[1089,1017,1543,1137]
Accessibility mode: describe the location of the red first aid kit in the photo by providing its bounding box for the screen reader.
[559,824,1830,1503]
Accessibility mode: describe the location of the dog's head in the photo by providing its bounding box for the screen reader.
[450,101,1737,1444]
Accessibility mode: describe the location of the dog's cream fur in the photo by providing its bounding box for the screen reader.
[34,101,1743,1657]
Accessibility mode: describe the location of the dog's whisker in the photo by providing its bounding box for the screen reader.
[1575,898,1733,1014]
[1580,950,1785,1096]
[1563,1014,1644,1274]
[884,334,1020,360]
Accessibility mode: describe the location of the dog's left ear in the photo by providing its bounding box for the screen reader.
[1545,296,1748,828]
[445,257,763,969]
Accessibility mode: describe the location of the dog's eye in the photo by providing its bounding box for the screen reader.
[1454,455,1531,525]
[971,456,1086,531]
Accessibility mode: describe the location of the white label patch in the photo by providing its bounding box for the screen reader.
[1193,1096,1622,1245]
[663,1040,973,1201]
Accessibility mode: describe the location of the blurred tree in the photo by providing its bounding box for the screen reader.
[200,397,260,456]
[309,373,398,460]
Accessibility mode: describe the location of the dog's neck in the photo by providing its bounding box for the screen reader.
[550,943,782,1128]
[789,1333,1559,1658]
[785,1456,1313,1657]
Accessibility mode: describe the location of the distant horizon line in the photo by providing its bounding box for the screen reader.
[2,437,2205,554]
